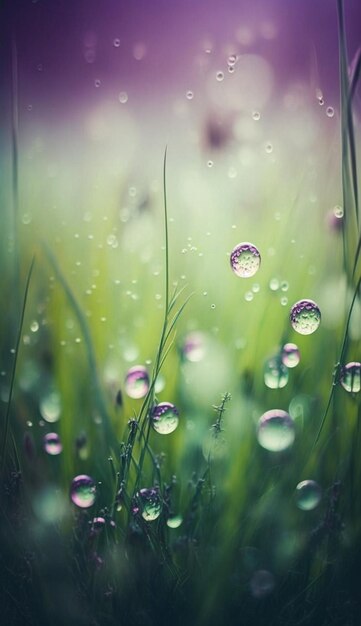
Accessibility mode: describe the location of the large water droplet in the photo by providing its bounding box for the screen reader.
[40,391,61,423]
[70,475,96,508]
[290,299,321,335]
[264,357,289,389]
[257,409,295,452]
[125,365,149,399]
[134,488,162,521]
[151,402,179,434]
[340,362,361,393]
[43,432,62,455]
[202,427,228,461]
[230,242,261,278]
[281,343,300,368]
[295,480,322,510]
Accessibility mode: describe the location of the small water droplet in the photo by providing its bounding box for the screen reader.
[119,91,128,104]
[295,480,322,510]
[207,160,214,168]
[252,111,261,121]
[186,90,194,100]
[151,402,179,435]
[290,299,321,335]
[166,514,183,529]
[113,38,121,48]
[269,278,279,292]
[134,487,161,521]
[257,409,295,452]
[230,242,261,278]
[326,106,334,118]
[70,475,96,508]
[265,142,273,154]
[281,343,300,368]
[264,357,289,389]
[333,205,344,219]
[43,432,62,455]
[125,366,149,399]
[216,71,224,82]
[340,362,361,393]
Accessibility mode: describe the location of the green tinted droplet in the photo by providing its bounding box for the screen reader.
[257,410,295,452]
[295,480,322,511]
[70,475,96,508]
[290,299,321,335]
[340,362,361,393]
[264,357,289,389]
[166,515,183,529]
[151,402,179,434]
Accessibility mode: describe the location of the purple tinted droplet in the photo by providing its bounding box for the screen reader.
[151,402,179,435]
[257,409,295,452]
[125,365,149,399]
[281,343,300,368]
[230,242,261,278]
[182,331,205,362]
[134,487,162,521]
[290,299,321,335]
[43,432,62,455]
[70,474,96,508]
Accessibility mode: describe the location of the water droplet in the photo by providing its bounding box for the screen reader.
[269,277,279,292]
[94,79,101,88]
[295,480,322,510]
[151,402,179,435]
[264,357,289,389]
[228,54,237,66]
[119,91,128,104]
[216,71,224,81]
[207,160,214,168]
[182,332,205,362]
[30,320,39,332]
[40,391,61,423]
[70,475,96,508]
[290,299,321,335]
[186,90,194,100]
[166,514,183,529]
[280,281,289,292]
[340,362,361,393]
[43,433,62,455]
[245,291,254,302]
[257,409,295,452]
[113,38,120,47]
[252,283,260,293]
[326,106,334,118]
[252,111,261,121]
[125,366,149,399]
[134,488,161,521]
[90,517,106,533]
[333,205,344,218]
[230,242,261,278]
[265,142,273,153]
[250,570,275,598]
[281,343,300,368]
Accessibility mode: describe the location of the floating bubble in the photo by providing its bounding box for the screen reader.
[264,357,289,389]
[250,570,275,598]
[230,242,261,278]
[167,514,183,529]
[340,362,361,393]
[125,365,149,399]
[290,299,321,335]
[151,402,179,435]
[182,332,205,362]
[134,488,161,521]
[295,480,322,510]
[40,391,61,423]
[281,343,300,368]
[70,475,96,508]
[257,410,295,452]
[43,433,62,455]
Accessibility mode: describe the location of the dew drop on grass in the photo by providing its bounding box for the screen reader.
[269,277,279,291]
[340,362,361,393]
[245,291,254,302]
[281,343,300,368]
[40,391,61,423]
[207,160,214,168]
[134,488,161,521]
[264,357,289,389]
[43,433,62,455]
[230,242,261,278]
[151,402,179,435]
[167,514,183,529]
[257,409,295,452]
[290,299,321,335]
[125,365,149,399]
[295,480,322,510]
[250,570,275,599]
[70,475,96,508]
[265,142,273,153]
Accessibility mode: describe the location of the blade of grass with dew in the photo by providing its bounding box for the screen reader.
[1,257,35,473]
[43,244,118,456]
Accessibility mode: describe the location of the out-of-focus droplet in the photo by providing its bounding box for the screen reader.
[264,356,289,389]
[230,242,261,278]
[125,365,149,399]
[40,391,61,423]
[295,480,322,510]
[151,402,179,435]
[166,514,183,529]
[257,409,295,452]
[182,331,205,362]
[70,475,96,508]
[281,343,300,368]
[43,432,62,455]
[290,299,321,335]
